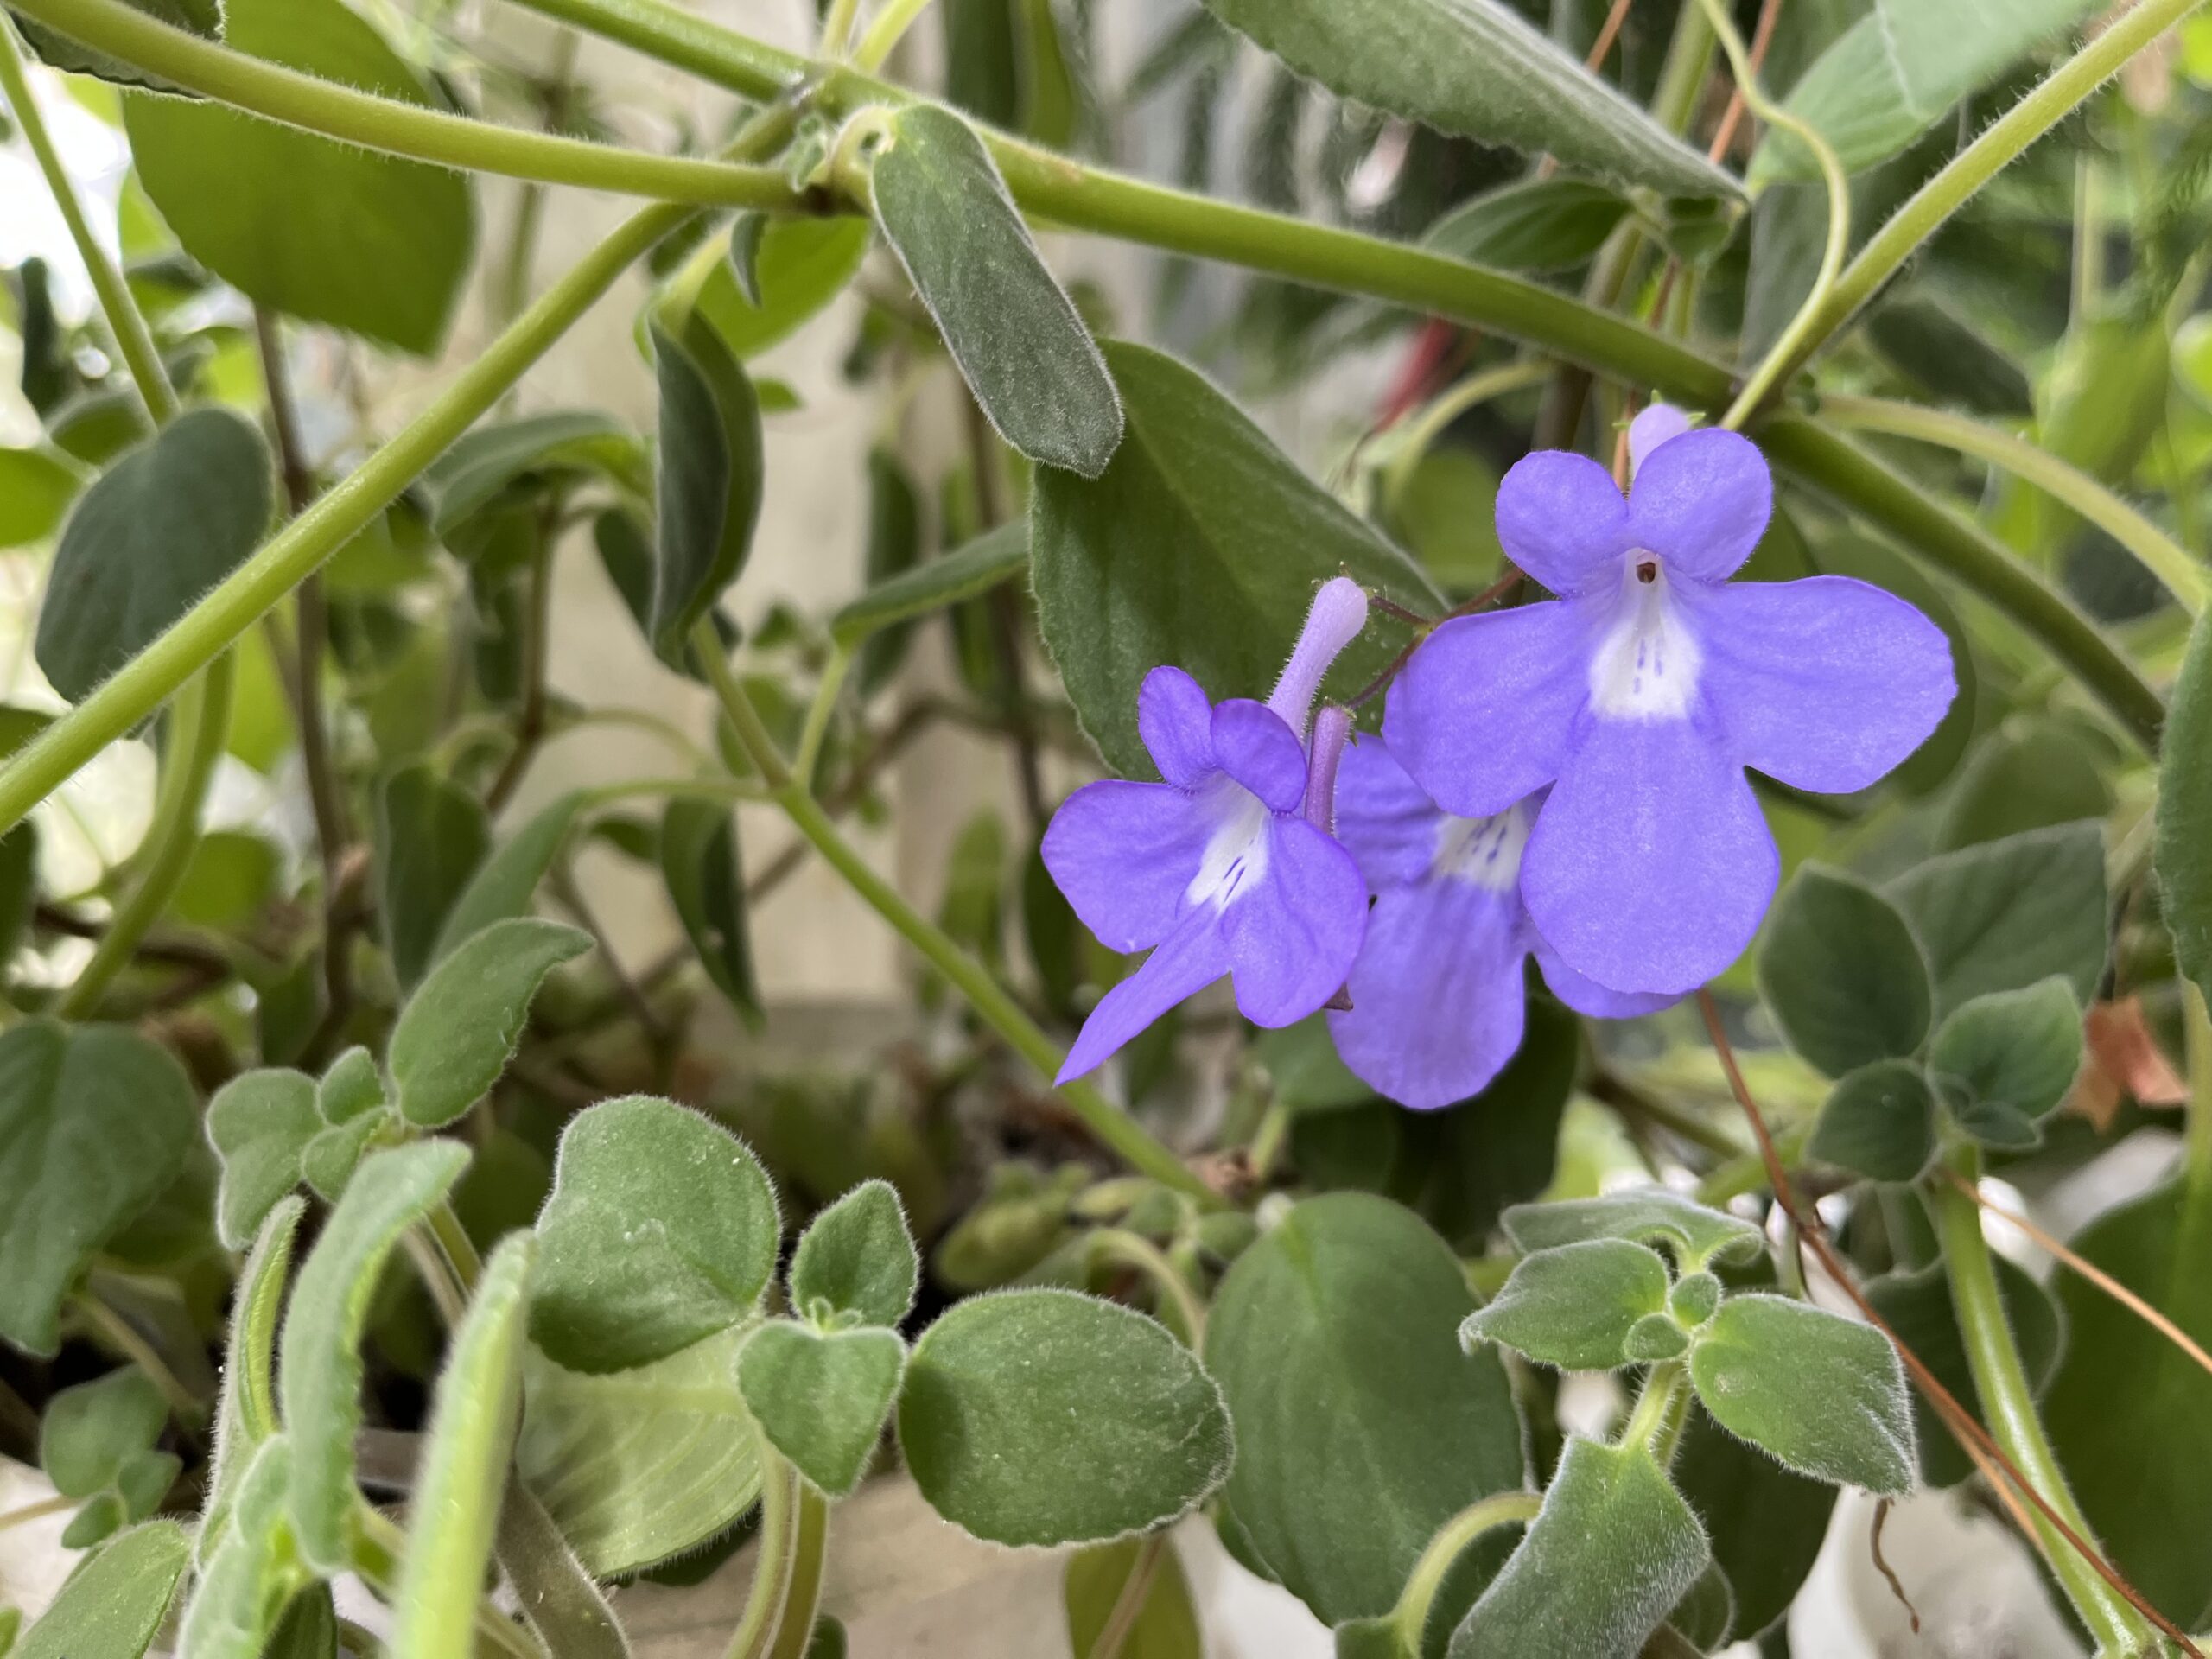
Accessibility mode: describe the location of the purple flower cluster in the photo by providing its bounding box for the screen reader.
[1046,410,1957,1109]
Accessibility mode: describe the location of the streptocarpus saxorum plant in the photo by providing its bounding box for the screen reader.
[2,0,2210,1656]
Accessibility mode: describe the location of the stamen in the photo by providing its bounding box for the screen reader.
[1303,706,1352,836]
[1267,577,1369,737]
[1637,559,1657,584]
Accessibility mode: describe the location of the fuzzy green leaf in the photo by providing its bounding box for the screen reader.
[1461,1239,1669,1371]
[831,522,1027,650]
[737,1322,905,1497]
[425,414,645,538]
[177,1436,305,1659]
[870,106,1122,478]
[281,1141,471,1571]
[1758,864,1932,1077]
[1688,1294,1915,1494]
[374,764,489,991]
[316,1048,385,1127]
[16,1520,190,1659]
[693,217,871,359]
[1503,1188,1763,1270]
[1928,976,2083,1147]
[494,1481,632,1659]
[1674,1402,1835,1641]
[528,1096,779,1373]
[202,1198,304,1564]
[660,798,761,1027]
[389,918,589,1129]
[206,1069,321,1251]
[899,1289,1232,1547]
[652,316,762,663]
[41,1368,167,1501]
[0,1020,196,1354]
[789,1180,919,1329]
[2160,614,2212,1008]
[429,793,583,966]
[1809,1059,1939,1184]
[35,409,270,704]
[1449,1437,1708,1659]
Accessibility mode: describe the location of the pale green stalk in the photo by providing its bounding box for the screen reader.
[723,1454,800,1659]
[1822,393,2208,617]
[1389,1491,1541,1655]
[792,645,852,793]
[853,0,939,71]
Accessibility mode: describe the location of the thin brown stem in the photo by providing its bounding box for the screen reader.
[1348,569,1522,709]
[1704,0,1783,161]
[1694,991,2200,1658]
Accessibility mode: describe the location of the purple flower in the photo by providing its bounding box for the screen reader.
[1384,410,1955,995]
[1326,737,1673,1110]
[1044,580,1372,1084]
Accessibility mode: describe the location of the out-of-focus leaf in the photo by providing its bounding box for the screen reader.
[375,764,489,991]
[1423,179,1634,271]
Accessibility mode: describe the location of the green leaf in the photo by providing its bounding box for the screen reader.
[652,316,763,663]
[0,446,87,547]
[0,823,37,969]
[1673,1402,1835,1640]
[15,1520,190,1659]
[391,1236,537,1659]
[1205,1194,1524,1624]
[206,1069,321,1251]
[1935,720,2114,853]
[375,764,490,991]
[737,1322,905,1497]
[1065,1536,1202,1659]
[1422,178,1635,271]
[855,448,925,696]
[1882,820,2107,1027]
[1687,1294,1915,1494]
[280,1141,471,1571]
[13,0,218,92]
[660,798,761,1026]
[2044,1178,2212,1626]
[529,1095,779,1373]
[41,1367,168,1501]
[899,1288,1233,1547]
[169,831,281,931]
[1502,1188,1762,1271]
[494,1482,631,1659]
[1033,341,1440,779]
[1864,295,2033,418]
[1781,0,2104,176]
[301,1116,385,1203]
[425,413,645,538]
[429,793,583,965]
[2159,613,2212,1010]
[1808,1059,1938,1184]
[1757,864,1932,1077]
[124,0,476,353]
[1448,1437,1708,1659]
[516,1324,762,1577]
[0,1020,196,1354]
[1927,976,2082,1147]
[869,106,1123,478]
[1867,1256,2062,1490]
[693,217,871,359]
[264,1589,338,1659]
[789,1180,919,1328]
[35,409,270,704]
[1202,0,1740,200]
[203,1198,304,1563]
[389,918,590,1129]
[177,1436,306,1659]
[1461,1240,1670,1371]
[832,521,1027,650]
[318,1047,385,1127]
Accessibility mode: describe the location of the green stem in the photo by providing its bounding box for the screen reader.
[9,0,811,210]
[1775,0,2204,387]
[1821,393,2208,617]
[792,645,851,794]
[691,620,1221,1208]
[428,1199,486,1296]
[0,1493,75,1535]
[1619,1360,1685,1454]
[1690,0,1851,430]
[1932,1147,2157,1656]
[817,0,861,57]
[766,1484,830,1659]
[0,20,177,424]
[54,653,234,1019]
[723,1454,800,1659]
[354,1504,544,1659]
[1389,1491,1542,1656]
[1089,1228,1207,1345]
[853,0,938,71]
[1378,360,1553,509]
[1762,416,2165,753]
[73,1291,203,1421]
[0,197,691,837]
[2184,983,2212,1198]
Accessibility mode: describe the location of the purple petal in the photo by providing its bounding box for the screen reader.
[1328,880,1528,1110]
[1383,601,1592,819]
[1139,665,1215,786]
[1698,575,1958,793]
[1627,428,1771,582]
[1040,780,1210,953]
[1332,735,1444,892]
[1529,930,1680,1020]
[1522,716,1777,995]
[1627,405,1693,478]
[1058,906,1230,1084]
[1211,699,1307,813]
[1495,450,1632,595]
[1221,817,1367,1027]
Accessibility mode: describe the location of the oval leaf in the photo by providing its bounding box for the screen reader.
[1928,976,2083,1147]
[1808,1058,1939,1184]
[1757,863,1932,1077]
[1502,1187,1762,1270]
[652,315,762,664]
[736,1322,905,1497]
[1461,1239,1671,1371]
[789,1180,919,1329]
[389,918,590,1129]
[206,1068,321,1251]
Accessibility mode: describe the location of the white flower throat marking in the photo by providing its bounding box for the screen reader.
[1186,781,1273,911]
[1588,552,1702,721]
[1432,801,1530,893]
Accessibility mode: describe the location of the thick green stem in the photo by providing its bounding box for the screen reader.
[1390,1491,1541,1655]
[691,620,1220,1208]
[1933,1148,2157,1656]
[853,0,938,71]
[1763,417,2165,753]
[767,1484,830,1659]
[1821,393,2208,617]
[54,653,234,1018]
[1774,0,2206,386]
[0,198,690,836]
[0,19,177,424]
[9,0,810,209]
[723,1454,800,1659]
[1620,1360,1685,1454]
